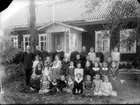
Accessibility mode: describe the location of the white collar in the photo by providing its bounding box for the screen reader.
[75,77,83,83]
[102,67,108,71]
[92,67,100,71]
[56,50,62,52]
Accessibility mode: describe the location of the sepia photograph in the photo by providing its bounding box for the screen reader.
[0,0,140,104]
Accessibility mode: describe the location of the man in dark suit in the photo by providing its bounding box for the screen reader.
[34,45,41,60]
[22,46,34,88]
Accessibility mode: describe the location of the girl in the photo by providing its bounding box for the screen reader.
[109,61,121,91]
[91,62,101,77]
[83,75,94,96]
[84,61,92,78]
[101,76,117,96]
[95,57,102,68]
[68,61,75,79]
[63,76,74,94]
[73,73,83,95]
[30,62,43,92]
[42,60,51,81]
[39,76,50,94]
[107,57,112,68]
[93,74,102,96]
[101,62,109,77]
[51,55,62,79]
[74,63,84,77]
[88,47,96,63]
[74,54,82,68]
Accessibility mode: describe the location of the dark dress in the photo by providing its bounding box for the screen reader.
[49,82,58,94]
[80,51,88,67]
[74,59,82,68]
[34,50,41,59]
[84,66,92,77]
[96,52,104,63]
[41,51,49,62]
[53,50,64,61]
[68,67,75,78]
[61,61,70,76]
[91,67,101,77]
[22,51,34,86]
[83,81,93,95]
[57,79,67,91]
[101,67,109,76]
[70,51,80,62]
[73,78,83,95]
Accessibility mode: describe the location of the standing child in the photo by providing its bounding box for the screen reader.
[109,61,121,91]
[83,75,94,96]
[39,76,50,94]
[74,63,84,77]
[61,57,70,77]
[63,76,74,94]
[101,76,117,96]
[91,62,101,77]
[101,62,109,78]
[73,73,83,95]
[68,61,75,79]
[93,74,102,96]
[88,47,96,63]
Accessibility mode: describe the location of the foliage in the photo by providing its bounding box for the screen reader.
[85,0,140,49]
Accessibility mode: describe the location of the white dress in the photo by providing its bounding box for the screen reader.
[101,82,117,96]
[32,61,39,68]
[74,68,84,76]
[93,79,102,95]
[88,52,96,62]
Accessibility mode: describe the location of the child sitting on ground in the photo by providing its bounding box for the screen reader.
[49,77,59,95]
[101,76,117,96]
[73,73,83,95]
[63,76,74,94]
[57,75,67,91]
[83,75,94,96]
[68,61,75,79]
[39,76,50,94]
[93,74,102,96]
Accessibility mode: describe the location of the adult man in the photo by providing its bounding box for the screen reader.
[96,48,104,63]
[21,46,34,90]
[34,45,41,59]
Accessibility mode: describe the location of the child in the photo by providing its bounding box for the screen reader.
[49,77,59,95]
[57,75,67,91]
[109,61,121,91]
[68,61,75,79]
[101,62,109,77]
[51,55,62,79]
[74,63,84,77]
[88,47,96,63]
[83,75,94,96]
[101,76,117,96]
[84,61,92,78]
[61,57,69,76]
[63,76,74,94]
[74,54,82,68]
[91,62,101,77]
[93,74,102,96]
[39,76,50,94]
[95,57,102,68]
[42,60,51,81]
[107,57,112,68]
[73,73,83,95]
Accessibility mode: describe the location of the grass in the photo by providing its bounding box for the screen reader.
[1,78,140,104]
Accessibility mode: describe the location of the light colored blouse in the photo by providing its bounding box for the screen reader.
[88,52,96,62]
[74,68,84,76]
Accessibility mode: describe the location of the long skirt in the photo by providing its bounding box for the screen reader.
[30,76,41,91]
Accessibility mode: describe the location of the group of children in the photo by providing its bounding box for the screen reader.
[30,47,122,97]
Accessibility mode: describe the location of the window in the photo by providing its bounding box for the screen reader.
[39,34,47,51]
[10,35,18,47]
[95,30,110,52]
[23,35,30,51]
[120,29,136,53]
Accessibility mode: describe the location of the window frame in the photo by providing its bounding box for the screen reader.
[10,35,18,48]
[39,34,47,51]
[23,34,30,51]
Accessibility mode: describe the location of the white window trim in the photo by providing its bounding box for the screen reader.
[23,34,30,51]
[10,35,18,48]
[120,29,136,54]
[39,34,47,51]
[95,30,110,52]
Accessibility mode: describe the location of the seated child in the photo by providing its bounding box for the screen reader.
[101,76,117,96]
[91,62,101,77]
[74,63,84,77]
[101,62,109,77]
[49,77,59,95]
[61,57,69,76]
[84,61,92,78]
[73,73,83,95]
[39,76,50,94]
[68,61,75,79]
[83,75,94,96]
[57,75,67,91]
[63,76,74,94]
[93,74,102,96]
[95,57,102,68]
